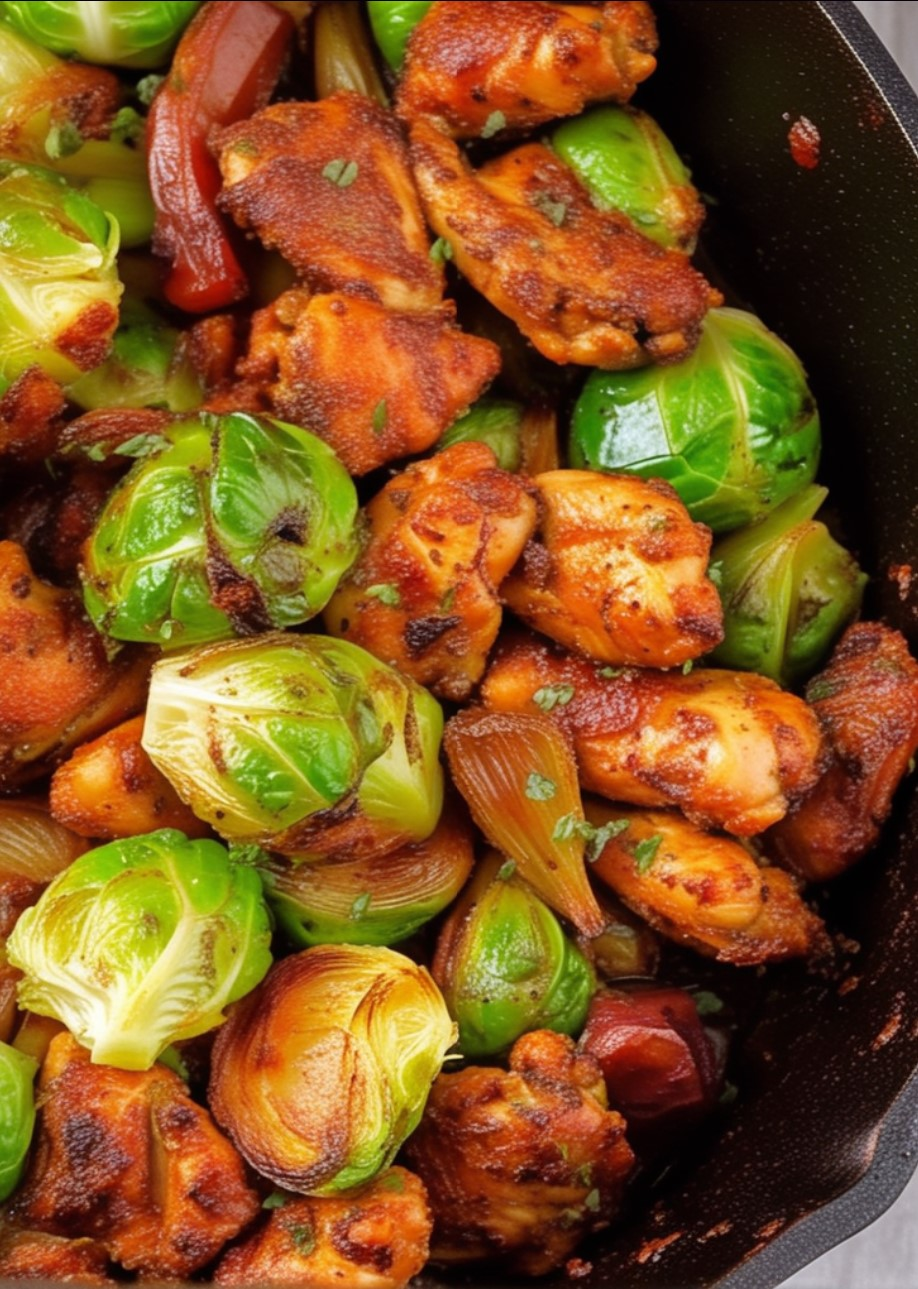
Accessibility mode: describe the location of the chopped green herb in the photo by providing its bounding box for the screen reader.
[231,138,260,157]
[429,236,453,264]
[440,585,457,613]
[481,110,506,139]
[322,158,359,187]
[584,818,629,863]
[228,843,270,867]
[556,1141,571,1162]
[45,120,83,160]
[110,106,144,146]
[576,1163,593,1187]
[533,683,575,713]
[533,191,569,227]
[371,399,388,435]
[113,433,166,459]
[366,583,401,607]
[633,834,663,874]
[693,990,725,1017]
[136,73,165,107]
[86,442,108,462]
[497,859,517,882]
[525,771,557,801]
[350,891,372,921]
[288,1223,316,1256]
[584,1188,601,1213]
[806,678,838,703]
[682,659,695,675]
[262,1191,288,1210]
[598,666,625,679]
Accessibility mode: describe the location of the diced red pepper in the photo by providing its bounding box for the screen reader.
[148,0,294,313]
[580,987,722,1150]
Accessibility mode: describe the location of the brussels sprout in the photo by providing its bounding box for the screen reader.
[142,633,444,858]
[68,295,203,412]
[433,852,595,1057]
[209,944,456,1194]
[262,802,474,947]
[551,106,704,252]
[0,1041,36,1201]
[0,161,121,386]
[437,399,525,473]
[708,485,867,685]
[6,829,273,1071]
[367,0,431,70]
[570,308,821,533]
[82,411,359,649]
[1,1,202,68]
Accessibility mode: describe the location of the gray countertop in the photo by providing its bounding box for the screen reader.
[781,5,918,1287]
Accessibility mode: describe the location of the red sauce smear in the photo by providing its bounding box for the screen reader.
[789,116,821,169]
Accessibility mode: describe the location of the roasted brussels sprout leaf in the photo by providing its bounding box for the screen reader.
[551,105,704,252]
[6,829,273,1070]
[209,945,456,1194]
[0,0,202,68]
[571,307,821,533]
[0,1040,37,1201]
[82,411,359,648]
[433,851,595,1056]
[709,484,867,685]
[0,161,121,386]
[143,633,444,858]
[436,398,525,473]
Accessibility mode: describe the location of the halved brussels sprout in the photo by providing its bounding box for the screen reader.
[209,944,456,1194]
[570,308,821,533]
[142,633,444,859]
[0,1041,37,1201]
[433,851,595,1057]
[82,411,359,649]
[709,485,867,685]
[0,161,121,385]
[551,106,704,252]
[6,829,273,1070]
[1,1,202,68]
[437,399,525,473]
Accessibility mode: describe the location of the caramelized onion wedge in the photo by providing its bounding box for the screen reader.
[443,710,605,936]
[0,801,87,886]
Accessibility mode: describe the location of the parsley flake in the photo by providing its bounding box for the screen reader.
[288,1223,316,1256]
[693,990,725,1018]
[497,859,517,881]
[584,1188,601,1213]
[598,665,625,679]
[371,399,388,435]
[533,191,569,227]
[45,121,83,160]
[481,110,506,139]
[633,834,663,874]
[262,1191,288,1210]
[136,74,164,107]
[551,813,628,861]
[86,442,108,462]
[110,106,144,146]
[113,432,166,459]
[682,659,695,675]
[366,583,401,607]
[350,892,372,921]
[440,585,457,613]
[525,771,557,801]
[533,683,575,713]
[322,158,359,187]
[807,678,838,702]
[429,236,454,264]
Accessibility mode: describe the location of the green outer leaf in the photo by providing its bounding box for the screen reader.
[570,307,821,534]
[437,398,524,472]
[6,829,273,1071]
[366,0,431,70]
[0,1,202,68]
[0,1042,37,1202]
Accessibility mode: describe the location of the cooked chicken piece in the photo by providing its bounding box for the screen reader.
[397,1,657,138]
[0,1224,114,1284]
[481,632,823,835]
[404,1029,634,1275]
[179,313,241,392]
[228,288,500,475]
[503,470,722,667]
[1,467,111,583]
[410,122,719,368]
[13,1033,260,1280]
[766,623,918,883]
[216,94,442,312]
[0,51,121,158]
[50,716,210,841]
[324,442,537,700]
[0,543,151,790]
[586,801,827,965]
[215,1168,432,1289]
[0,368,65,464]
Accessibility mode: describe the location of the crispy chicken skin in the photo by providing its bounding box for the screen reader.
[215,1167,432,1289]
[481,632,823,835]
[0,543,151,790]
[324,442,537,700]
[409,122,719,368]
[13,1034,260,1280]
[0,1224,114,1284]
[586,801,828,964]
[404,1029,634,1275]
[1,468,112,584]
[767,623,918,883]
[0,368,65,464]
[503,470,723,667]
[397,1,657,138]
[216,94,443,312]
[49,715,210,841]
[225,288,501,475]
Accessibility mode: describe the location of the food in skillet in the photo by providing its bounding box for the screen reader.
[0,2,914,1285]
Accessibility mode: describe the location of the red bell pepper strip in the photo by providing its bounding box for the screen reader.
[148,0,294,313]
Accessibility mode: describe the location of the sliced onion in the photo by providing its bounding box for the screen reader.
[0,800,87,885]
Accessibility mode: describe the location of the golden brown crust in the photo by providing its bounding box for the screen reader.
[0,368,65,465]
[767,623,918,882]
[13,1034,260,1280]
[214,1168,432,1289]
[0,1224,114,1284]
[216,94,443,312]
[397,1,658,137]
[325,442,537,700]
[0,543,151,790]
[404,1029,634,1275]
[502,470,723,667]
[0,468,112,584]
[481,632,824,835]
[230,289,500,475]
[409,122,719,368]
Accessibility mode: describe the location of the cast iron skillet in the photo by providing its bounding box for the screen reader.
[418,3,918,1287]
